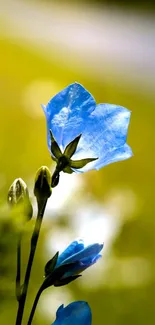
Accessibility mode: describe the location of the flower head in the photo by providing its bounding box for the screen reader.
[42,83,132,176]
[43,239,103,287]
[51,301,92,325]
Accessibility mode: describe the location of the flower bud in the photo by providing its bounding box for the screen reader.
[34,166,52,202]
[8,178,33,220]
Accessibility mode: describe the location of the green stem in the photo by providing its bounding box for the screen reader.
[15,199,47,325]
[27,285,44,325]
[16,232,22,301]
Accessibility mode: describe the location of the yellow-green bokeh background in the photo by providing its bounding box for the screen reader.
[0,1,155,324]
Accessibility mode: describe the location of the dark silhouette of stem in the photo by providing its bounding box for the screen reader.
[15,199,47,325]
[16,232,22,301]
[27,286,44,325]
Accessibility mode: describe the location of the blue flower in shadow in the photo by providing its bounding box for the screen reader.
[56,239,103,277]
[51,301,92,325]
[43,240,103,287]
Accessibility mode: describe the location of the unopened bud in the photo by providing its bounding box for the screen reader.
[8,178,33,220]
[34,166,52,202]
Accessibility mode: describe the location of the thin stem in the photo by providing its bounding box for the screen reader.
[27,286,44,325]
[16,232,22,301]
[15,199,47,325]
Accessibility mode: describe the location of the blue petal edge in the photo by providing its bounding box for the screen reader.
[56,239,84,267]
[62,243,103,264]
[42,82,96,150]
[52,301,92,325]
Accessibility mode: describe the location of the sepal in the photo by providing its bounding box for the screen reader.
[70,157,98,169]
[42,261,81,289]
[54,275,81,287]
[44,252,59,277]
[50,130,62,159]
[64,134,82,158]
[63,166,74,174]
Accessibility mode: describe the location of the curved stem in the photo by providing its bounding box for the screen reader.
[27,286,43,325]
[15,199,47,325]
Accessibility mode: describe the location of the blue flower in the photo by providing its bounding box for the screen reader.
[56,239,103,273]
[43,239,103,287]
[51,301,92,325]
[42,82,132,175]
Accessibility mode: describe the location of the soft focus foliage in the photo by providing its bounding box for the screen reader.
[0,1,155,325]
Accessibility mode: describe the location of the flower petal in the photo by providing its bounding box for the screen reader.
[60,261,82,279]
[52,301,92,325]
[93,143,133,170]
[72,104,131,157]
[81,253,102,265]
[61,254,102,278]
[70,104,132,172]
[56,240,84,267]
[62,243,103,264]
[42,83,96,151]
[73,143,133,172]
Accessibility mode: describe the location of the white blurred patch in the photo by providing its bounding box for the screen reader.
[45,172,82,216]
[21,80,61,118]
[46,227,74,256]
[104,188,138,221]
[71,203,120,249]
[40,288,73,321]
[29,168,82,221]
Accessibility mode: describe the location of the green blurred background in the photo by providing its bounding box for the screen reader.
[0,0,155,324]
